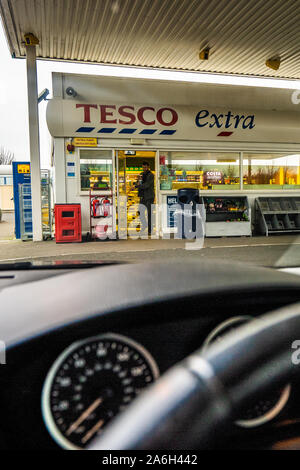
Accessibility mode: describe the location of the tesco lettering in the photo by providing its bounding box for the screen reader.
[76,104,178,126]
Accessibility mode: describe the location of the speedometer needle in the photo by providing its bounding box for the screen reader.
[66,397,103,436]
[81,419,104,445]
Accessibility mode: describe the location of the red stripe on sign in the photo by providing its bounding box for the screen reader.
[217,131,233,137]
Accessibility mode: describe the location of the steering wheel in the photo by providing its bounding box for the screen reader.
[88,302,300,450]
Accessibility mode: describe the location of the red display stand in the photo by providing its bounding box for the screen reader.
[54,204,82,243]
[89,191,113,240]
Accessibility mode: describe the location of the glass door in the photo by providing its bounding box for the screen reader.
[116,150,157,237]
[116,150,128,238]
[79,148,116,237]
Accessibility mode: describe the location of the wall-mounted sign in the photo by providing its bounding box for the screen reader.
[203,171,224,185]
[17,164,30,174]
[46,99,300,143]
[73,137,98,147]
[12,162,31,239]
[167,195,178,228]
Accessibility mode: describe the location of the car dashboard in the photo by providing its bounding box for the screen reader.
[1,261,300,450]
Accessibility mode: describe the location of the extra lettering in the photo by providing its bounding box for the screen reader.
[195,109,255,130]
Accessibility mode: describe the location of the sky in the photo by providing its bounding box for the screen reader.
[1,19,300,169]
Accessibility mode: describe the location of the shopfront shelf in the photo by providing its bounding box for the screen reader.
[255,197,300,236]
[206,210,245,214]
[267,229,300,233]
[205,220,252,237]
[203,196,251,237]
[259,210,300,214]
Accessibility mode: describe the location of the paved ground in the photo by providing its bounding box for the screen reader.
[0,211,15,240]
[0,233,299,267]
[0,211,299,267]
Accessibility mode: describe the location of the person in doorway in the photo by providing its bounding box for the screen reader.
[135,161,155,235]
[93,175,108,190]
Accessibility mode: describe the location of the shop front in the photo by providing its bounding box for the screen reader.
[47,73,300,238]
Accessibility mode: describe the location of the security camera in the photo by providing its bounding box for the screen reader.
[66,87,77,98]
[38,88,50,103]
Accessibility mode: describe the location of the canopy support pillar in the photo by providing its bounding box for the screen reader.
[26,44,43,241]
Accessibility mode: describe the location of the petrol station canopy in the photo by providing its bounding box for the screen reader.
[1,0,300,79]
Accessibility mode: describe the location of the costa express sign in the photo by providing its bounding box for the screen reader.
[203,171,224,184]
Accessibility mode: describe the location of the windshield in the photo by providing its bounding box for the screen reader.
[1,18,300,270]
[4,0,300,457]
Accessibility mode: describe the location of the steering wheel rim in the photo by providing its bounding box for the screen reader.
[87,302,300,450]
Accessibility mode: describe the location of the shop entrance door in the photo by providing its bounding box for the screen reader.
[116,150,156,237]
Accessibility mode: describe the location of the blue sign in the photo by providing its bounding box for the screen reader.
[167,195,178,228]
[12,161,31,239]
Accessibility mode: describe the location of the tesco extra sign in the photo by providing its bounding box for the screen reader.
[76,104,178,126]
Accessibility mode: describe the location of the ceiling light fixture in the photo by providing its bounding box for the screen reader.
[266,57,281,71]
[199,47,210,61]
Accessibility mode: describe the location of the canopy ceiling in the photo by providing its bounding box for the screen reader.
[1,0,300,79]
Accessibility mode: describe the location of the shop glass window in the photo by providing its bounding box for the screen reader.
[0,176,12,185]
[243,153,300,189]
[159,151,240,191]
[80,150,113,191]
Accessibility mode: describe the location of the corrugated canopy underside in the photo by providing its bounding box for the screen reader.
[1,0,300,79]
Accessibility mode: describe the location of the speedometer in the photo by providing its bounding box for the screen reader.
[42,333,159,449]
[203,316,291,428]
